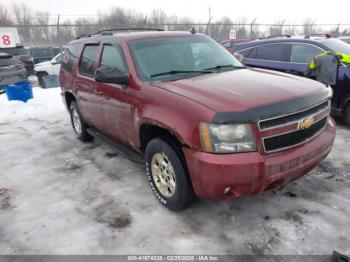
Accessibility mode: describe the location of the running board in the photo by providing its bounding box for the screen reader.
[87,128,144,164]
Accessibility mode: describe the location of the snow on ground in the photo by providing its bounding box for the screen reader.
[0,86,350,255]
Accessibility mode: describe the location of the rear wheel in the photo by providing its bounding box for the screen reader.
[345,103,350,127]
[145,138,196,211]
[37,72,48,88]
[69,101,93,142]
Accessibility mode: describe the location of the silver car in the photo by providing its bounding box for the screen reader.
[0,53,27,94]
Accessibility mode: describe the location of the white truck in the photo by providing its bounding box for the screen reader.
[34,52,62,87]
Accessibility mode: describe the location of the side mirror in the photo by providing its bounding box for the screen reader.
[51,59,58,65]
[234,53,244,63]
[95,67,129,86]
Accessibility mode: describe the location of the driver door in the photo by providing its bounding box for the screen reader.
[94,43,131,144]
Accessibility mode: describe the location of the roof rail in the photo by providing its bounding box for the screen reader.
[304,33,331,39]
[98,28,164,33]
[76,28,164,39]
[265,34,291,39]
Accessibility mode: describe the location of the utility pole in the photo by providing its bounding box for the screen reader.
[207,7,213,37]
[57,14,61,47]
[250,18,257,38]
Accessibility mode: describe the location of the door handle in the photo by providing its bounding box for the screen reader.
[96,89,103,95]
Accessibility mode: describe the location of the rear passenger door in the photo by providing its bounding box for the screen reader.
[285,43,324,76]
[95,43,131,144]
[239,44,289,72]
[75,43,104,130]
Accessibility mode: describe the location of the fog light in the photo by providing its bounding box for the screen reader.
[224,187,231,194]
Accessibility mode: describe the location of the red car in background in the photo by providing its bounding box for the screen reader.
[220,38,255,52]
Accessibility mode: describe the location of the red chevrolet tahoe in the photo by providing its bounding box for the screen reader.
[59,30,336,211]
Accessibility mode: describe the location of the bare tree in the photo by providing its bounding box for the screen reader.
[303,18,316,35]
[0,3,13,26]
[12,2,34,45]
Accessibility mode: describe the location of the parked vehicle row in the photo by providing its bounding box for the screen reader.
[60,29,336,211]
[0,52,27,94]
[221,35,350,126]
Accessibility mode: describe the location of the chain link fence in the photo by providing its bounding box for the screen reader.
[9,23,350,47]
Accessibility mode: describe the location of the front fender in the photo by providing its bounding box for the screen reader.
[131,85,215,151]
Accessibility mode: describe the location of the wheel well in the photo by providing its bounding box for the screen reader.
[139,124,183,153]
[65,92,76,109]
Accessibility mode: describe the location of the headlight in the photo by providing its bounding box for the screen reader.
[199,122,256,153]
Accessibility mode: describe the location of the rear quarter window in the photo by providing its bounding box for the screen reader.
[79,45,99,77]
[254,44,285,61]
[61,43,81,71]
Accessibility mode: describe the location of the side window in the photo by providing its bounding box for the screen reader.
[61,43,81,71]
[239,48,255,58]
[255,44,285,61]
[290,44,324,64]
[100,45,127,73]
[79,45,99,77]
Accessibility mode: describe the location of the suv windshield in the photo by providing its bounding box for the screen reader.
[320,39,350,54]
[128,35,244,81]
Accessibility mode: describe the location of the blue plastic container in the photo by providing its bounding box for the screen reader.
[4,81,33,102]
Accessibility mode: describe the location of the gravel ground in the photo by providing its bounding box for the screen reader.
[0,86,350,255]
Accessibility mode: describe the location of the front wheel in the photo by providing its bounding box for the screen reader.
[69,101,93,142]
[145,138,196,211]
[37,72,48,88]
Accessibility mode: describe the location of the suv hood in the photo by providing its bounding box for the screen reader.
[152,68,329,113]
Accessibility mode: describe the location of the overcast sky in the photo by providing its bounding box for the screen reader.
[3,0,350,25]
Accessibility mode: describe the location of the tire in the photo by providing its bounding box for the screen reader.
[345,103,350,127]
[37,72,48,88]
[145,138,197,211]
[0,86,4,94]
[69,101,93,142]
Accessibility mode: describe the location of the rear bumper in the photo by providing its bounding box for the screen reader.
[183,119,336,200]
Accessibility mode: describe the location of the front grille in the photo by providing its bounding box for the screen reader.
[263,117,328,153]
[259,100,329,130]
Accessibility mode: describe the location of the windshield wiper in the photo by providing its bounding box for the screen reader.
[150,70,214,78]
[204,64,246,71]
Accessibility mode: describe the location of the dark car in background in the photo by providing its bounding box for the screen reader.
[232,35,350,125]
[30,47,61,64]
[0,53,27,94]
[220,38,254,53]
[1,46,34,75]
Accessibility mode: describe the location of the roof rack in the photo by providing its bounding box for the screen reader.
[76,28,164,39]
[265,34,291,39]
[304,33,331,39]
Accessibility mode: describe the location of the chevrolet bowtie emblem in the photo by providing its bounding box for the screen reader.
[299,117,314,130]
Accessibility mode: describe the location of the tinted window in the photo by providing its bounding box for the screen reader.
[79,45,98,77]
[290,44,323,63]
[254,44,285,61]
[100,45,127,72]
[239,48,255,58]
[61,43,81,71]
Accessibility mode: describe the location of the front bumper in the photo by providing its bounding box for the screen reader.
[183,119,336,200]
